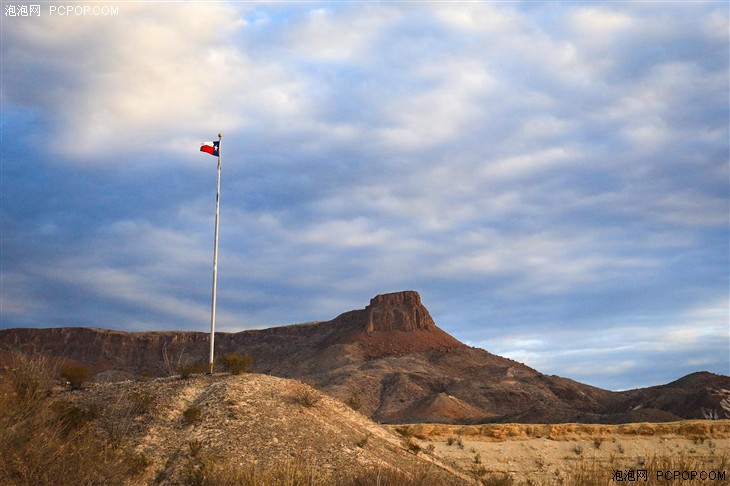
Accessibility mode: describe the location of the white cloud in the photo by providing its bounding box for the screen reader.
[567,7,633,43]
[437,4,523,33]
[2,2,727,389]
[484,298,729,389]
[2,3,311,163]
[287,5,399,61]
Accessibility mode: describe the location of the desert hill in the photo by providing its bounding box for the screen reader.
[0,365,469,485]
[2,290,729,424]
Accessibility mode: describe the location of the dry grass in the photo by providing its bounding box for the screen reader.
[2,355,726,486]
[464,449,729,486]
[552,451,730,486]
[183,453,447,486]
[0,354,149,486]
[59,363,93,389]
[220,352,253,375]
[288,382,322,408]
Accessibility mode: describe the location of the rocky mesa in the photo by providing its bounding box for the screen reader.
[2,290,729,425]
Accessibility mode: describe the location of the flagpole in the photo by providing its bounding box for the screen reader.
[209,132,222,374]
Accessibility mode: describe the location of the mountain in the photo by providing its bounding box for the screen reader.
[2,290,728,424]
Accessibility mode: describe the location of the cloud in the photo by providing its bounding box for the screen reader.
[478,297,729,390]
[2,3,310,164]
[1,2,727,389]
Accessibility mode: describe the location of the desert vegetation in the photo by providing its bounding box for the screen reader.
[1,354,727,486]
[220,352,253,374]
[179,453,445,486]
[0,355,150,485]
[59,363,94,389]
[288,381,322,408]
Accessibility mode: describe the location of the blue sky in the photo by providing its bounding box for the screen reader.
[1,1,728,391]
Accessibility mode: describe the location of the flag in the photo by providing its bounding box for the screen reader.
[200,141,219,157]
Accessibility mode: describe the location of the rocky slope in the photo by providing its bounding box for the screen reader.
[2,290,729,424]
[1,370,470,485]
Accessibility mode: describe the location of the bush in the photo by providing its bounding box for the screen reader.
[60,364,93,389]
[51,400,98,435]
[482,473,512,485]
[178,362,208,379]
[0,356,140,485]
[183,405,202,425]
[406,439,421,455]
[345,393,362,411]
[355,435,370,448]
[288,383,321,408]
[185,456,444,486]
[220,352,253,374]
[130,391,155,415]
[6,354,55,406]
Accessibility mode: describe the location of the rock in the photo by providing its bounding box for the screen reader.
[365,291,437,333]
[330,290,437,333]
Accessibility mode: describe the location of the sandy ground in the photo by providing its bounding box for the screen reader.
[387,422,730,484]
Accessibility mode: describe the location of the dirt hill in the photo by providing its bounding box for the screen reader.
[0,360,470,485]
[67,373,469,485]
[2,290,729,424]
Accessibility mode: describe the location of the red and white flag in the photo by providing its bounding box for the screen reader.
[200,141,219,157]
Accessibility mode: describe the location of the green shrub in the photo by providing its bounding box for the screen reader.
[220,352,253,374]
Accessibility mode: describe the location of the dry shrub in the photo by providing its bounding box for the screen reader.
[186,455,447,486]
[178,362,209,379]
[394,425,414,438]
[183,405,203,425]
[405,438,422,455]
[186,455,321,486]
[220,352,253,374]
[99,393,147,444]
[4,354,55,407]
[288,383,321,408]
[482,473,514,485]
[50,400,98,436]
[345,393,362,411]
[130,390,156,415]
[60,363,93,389]
[526,451,729,486]
[0,355,148,486]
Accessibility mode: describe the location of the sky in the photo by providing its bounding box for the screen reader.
[1,1,728,391]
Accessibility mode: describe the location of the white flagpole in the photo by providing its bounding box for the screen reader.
[209,132,222,374]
